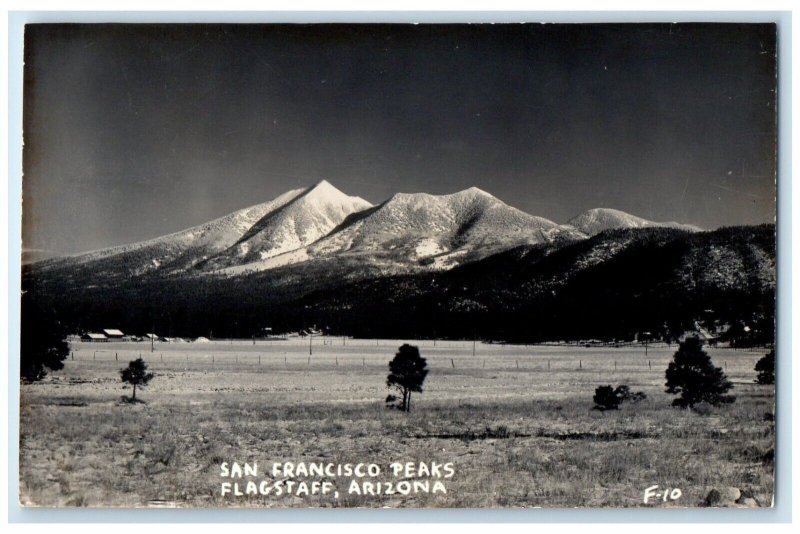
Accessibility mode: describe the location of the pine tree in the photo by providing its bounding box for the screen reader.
[386,344,428,412]
[120,358,154,401]
[665,337,734,408]
[754,349,775,385]
[20,296,69,382]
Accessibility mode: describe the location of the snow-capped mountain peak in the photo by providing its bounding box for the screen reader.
[36,187,308,274]
[567,208,702,236]
[34,181,372,277]
[458,185,493,197]
[31,182,703,284]
[244,186,582,274]
[198,180,373,269]
[302,179,366,204]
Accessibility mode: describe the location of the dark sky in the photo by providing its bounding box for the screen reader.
[23,23,777,255]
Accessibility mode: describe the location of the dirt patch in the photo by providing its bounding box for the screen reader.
[534,429,651,441]
[415,426,528,441]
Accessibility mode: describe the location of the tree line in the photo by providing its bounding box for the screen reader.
[21,224,775,345]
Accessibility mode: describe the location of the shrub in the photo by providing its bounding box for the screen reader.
[754,349,775,385]
[593,384,647,411]
[593,385,621,411]
[614,385,647,403]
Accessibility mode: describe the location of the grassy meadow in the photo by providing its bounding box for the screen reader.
[19,338,774,508]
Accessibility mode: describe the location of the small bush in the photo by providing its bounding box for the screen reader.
[593,384,647,411]
[593,385,621,411]
[754,349,775,385]
[614,385,647,403]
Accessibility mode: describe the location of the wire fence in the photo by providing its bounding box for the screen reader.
[67,345,763,374]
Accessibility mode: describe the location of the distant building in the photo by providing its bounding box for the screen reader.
[82,333,107,342]
[679,325,718,346]
[697,326,718,342]
[103,329,125,339]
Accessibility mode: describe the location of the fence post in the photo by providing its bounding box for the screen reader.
[451,358,455,368]
[579,359,582,369]
[516,359,519,369]
[115,353,118,361]
[648,360,651,370]
[614,361,617,370]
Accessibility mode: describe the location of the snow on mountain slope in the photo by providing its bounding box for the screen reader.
[566,208,701,237]
[199,180,372,270]
[36,187,308,276]
[313,187,582,256]
[678,240,776,291]
[218,187,583,275]
[31,180,707,285]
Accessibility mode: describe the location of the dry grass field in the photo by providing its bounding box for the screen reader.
[19,338,774,508]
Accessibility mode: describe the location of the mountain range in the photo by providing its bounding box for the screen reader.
[24,181,773,342]
[31,180,701,280]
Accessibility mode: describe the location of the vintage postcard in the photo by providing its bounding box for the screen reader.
[19,22,777,508]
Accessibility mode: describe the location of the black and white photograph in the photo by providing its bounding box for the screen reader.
[18,21,778,509]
